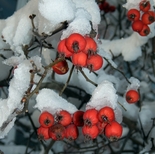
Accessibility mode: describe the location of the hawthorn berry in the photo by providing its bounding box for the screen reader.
[65,33,86,53]
[73,110,84,127]
[82,125,99,140]
[87,54,103,72]
[99,1,109,11]
[52,58,69,75]
[132,20,144,32]
[109,6,116,12]
[83,109,98,127]
[57,39,73,58]
[139,24,150,36]
[139,0,151,12]
[39,111,54,128]
[65,124,79,141]
[37,126,50,140]
[83,36,97,55]
[127,9,140,21]
[105,121,123,141]
[98,106,115,124]
[72,52,87,68]
[56,110,72,126]
[49,123,66,140]
[125,89,140,104]
[141,11,155,25]
[102,2,110,13]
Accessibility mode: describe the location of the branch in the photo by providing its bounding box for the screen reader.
[104,57,131,84]
[59,64,74,96]
[79,67,98,87]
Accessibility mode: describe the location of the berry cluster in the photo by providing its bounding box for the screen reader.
[57,33,103,72]
[98,1,116,13]
[37,110,78,141]
[83,107,122,141]
[127,0,155,36]
[37,106,123,142]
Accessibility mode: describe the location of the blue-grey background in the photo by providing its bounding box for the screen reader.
[0,0,17,19]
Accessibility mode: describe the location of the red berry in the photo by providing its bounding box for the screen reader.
[127,9,140,21]
[105,121,123,141]
[56,110,72,126]
[73,110,84,127]
[83,36,97,55]
[52,58,69,75]
[99,2,110,11]
[57,39,73,58]
[72,52,87,68]
[39,111,54,128]
[49,124,66,140]
[65,124,79,140]
[83,109,98,127]
[109,6,116,12]
[125,90,140,104]
[132,20,144,32]
[82,125,99,140]
[99,3,104,10]
[138,24,150,36]
[37,126,50,140]
[65,33,86,53]
[102,2,110,13]
[142,11,155,25]
[98,106,115,124]
[139,0,151,12]
[87,54,103,72]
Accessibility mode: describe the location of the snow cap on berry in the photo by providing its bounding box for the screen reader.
[61,8,92,40]
[126,77,140,92]
[35,89,78,115]
[86,80,118,110]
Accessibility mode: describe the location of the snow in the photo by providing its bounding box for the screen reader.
[98,31,155,61]
[61,14,91,39]
[0,56,42,138]
[72,0,101,26]
[35,88,78,114]
[138,102,155,135]
[38,0,76,25]
[126,77,140,91]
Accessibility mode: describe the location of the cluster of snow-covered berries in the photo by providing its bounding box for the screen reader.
[56,33,103,72]
[127,0,155,36]
[98,0,116,13]
[37,106,123,142]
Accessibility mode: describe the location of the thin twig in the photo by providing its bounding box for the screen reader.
[104,57,131,84]
[79,67,98,87]
[26,111,46,149]
[118,101,127,111]
[44,140,55,154]
[59,65,74,96]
